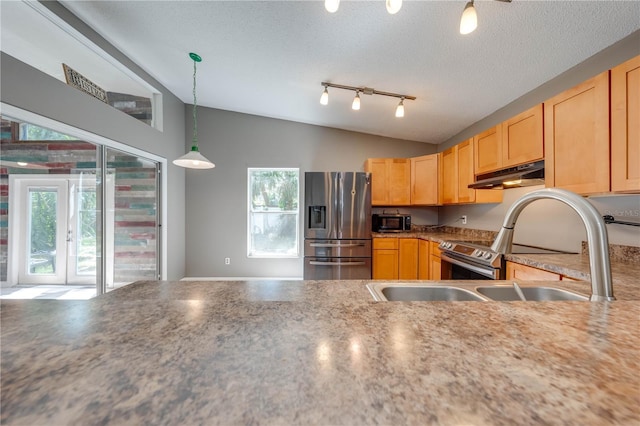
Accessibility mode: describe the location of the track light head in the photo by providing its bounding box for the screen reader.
[320,86,329,105]
[352,91,361,110]
[386,0,402,15]
[325,0,340,13]
[395,98,405,118]
[460,1,478,35]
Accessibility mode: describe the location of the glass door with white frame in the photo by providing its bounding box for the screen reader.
[10,175,111,286]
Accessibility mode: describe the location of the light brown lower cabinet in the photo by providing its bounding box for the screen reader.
[429,241,441,280]
[418,239,430,279]
[398,239,419,280]
[372,238,399,280]
[505,261,561,281]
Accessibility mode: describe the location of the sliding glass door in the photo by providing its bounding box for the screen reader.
[1,116,161,297]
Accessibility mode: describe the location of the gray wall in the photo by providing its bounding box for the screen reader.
[185,108,436,278]
[1,53,187,279]
[437,30,640,252]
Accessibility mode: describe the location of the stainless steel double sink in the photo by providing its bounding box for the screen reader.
[366,282,590,302]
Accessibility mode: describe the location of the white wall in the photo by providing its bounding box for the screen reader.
[184,108,437,278]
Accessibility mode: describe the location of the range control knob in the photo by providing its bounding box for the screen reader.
[476,250,484,257]
[447,242,453,249]
[484,252,493,259]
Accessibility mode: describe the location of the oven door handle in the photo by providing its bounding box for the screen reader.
[440,253,498,279]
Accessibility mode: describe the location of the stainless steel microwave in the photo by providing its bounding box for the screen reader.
[372,214,411,232]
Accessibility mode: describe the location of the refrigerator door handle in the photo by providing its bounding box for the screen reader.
[309,243,366,248]
[309,261,367,266]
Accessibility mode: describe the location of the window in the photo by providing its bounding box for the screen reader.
[248,168,299,257]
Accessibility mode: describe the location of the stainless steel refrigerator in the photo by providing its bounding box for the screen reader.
[303,172,372,280]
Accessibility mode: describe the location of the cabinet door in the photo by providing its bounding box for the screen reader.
[506,262,561,280]
[611,55,640,193]
[457,139,476,203]
[398,238,419,280]
[365,159,389,205]
[373,249,398,279]
[388,159,411,205]
[502,104,544,168]
[441,146,458,204]
[544,71,610,195]
[418,239,430,279]
[429,255,441,280]
[474,125,503,174]
[411,154,440,205]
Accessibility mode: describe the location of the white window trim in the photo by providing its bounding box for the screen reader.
[247,167,300,259]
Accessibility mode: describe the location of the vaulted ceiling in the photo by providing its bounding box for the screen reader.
[7,1,640,144]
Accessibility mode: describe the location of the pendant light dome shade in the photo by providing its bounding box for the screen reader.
[174,52,215,170]
[173,147,215,169]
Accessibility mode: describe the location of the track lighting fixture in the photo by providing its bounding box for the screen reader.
[320,85,329,105]
[320,82,415,117]
[352,91,361,110]
[460,0,512,35]
[173,52,215,170]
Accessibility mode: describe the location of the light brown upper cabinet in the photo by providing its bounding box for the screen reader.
[611,55,640,193]
[474,125,503,174]
[441,145,458,204]
[411,153,440,205]
[442,140,503,205]
[544,71,610,195]
[474,104,543,175]
[502,104,544,168]
[365,158,411,206]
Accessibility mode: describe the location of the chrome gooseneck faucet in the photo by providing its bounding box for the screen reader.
[491,188,615,301]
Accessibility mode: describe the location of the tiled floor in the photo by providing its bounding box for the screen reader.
[0,285,96,300]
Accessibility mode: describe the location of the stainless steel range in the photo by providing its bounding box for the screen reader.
[438,240,575,280]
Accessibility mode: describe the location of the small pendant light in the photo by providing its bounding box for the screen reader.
[395,97,405,118]
[386,0,402,15]
[173,52,215,170]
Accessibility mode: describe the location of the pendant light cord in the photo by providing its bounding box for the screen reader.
[192,58,198,149]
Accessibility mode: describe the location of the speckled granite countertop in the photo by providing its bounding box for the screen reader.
[2,279,639,425]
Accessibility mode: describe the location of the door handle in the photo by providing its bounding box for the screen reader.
[309,261,366,266]
[310,243,365,248]
[66,230,73,242]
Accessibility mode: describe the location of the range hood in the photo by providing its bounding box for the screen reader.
[468,160,545,189]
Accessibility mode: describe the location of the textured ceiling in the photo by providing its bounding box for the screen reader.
[38,1,640,143]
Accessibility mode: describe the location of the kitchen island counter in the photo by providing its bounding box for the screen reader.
[2,279,639,425]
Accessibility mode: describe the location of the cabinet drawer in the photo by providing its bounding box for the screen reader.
[373,238,399,250]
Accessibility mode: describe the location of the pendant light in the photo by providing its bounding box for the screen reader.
[386,0,402,15]
[173,52,215,170]
[459,1,478,35]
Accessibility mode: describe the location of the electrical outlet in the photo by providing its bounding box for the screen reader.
[224,257,230,265]
[461,215,467,225]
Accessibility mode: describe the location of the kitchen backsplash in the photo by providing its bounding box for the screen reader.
[582,241,640,264]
